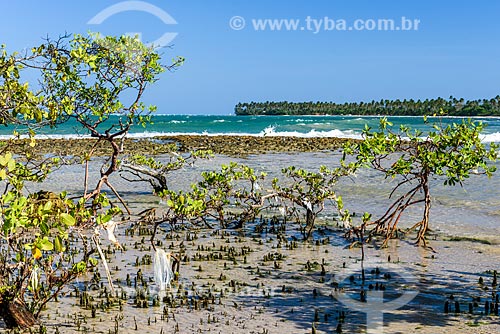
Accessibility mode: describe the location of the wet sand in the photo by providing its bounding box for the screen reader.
[10,235,498,334]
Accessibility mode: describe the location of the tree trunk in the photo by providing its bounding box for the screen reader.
[418,175,431,245]
[0,297,37,329]
[0,275,37,329]
[304,209,315,240]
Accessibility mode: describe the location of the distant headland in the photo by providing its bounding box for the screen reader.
[235,96,500,116]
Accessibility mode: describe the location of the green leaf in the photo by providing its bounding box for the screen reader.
[0,152,12,167]
[39,238,54,251]
[7,158,15,172]
[2,192,14,203]
[60,213,76,226]
[43,200,53,212]
[54,236,64,252]
[72,261,87,273]
[100,214,112,224]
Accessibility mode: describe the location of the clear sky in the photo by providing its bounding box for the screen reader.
[2,0,500,114]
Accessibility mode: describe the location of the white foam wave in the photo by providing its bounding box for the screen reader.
[0,129,363,140]
[0,134,93,140]
[293,118,315,123]
[2,129,499,142]
[480,132,500,143]
[257,126,361,139]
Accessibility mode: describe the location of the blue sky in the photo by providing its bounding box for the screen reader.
[2,0,500,114]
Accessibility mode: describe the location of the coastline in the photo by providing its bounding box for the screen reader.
[232,114,500,118]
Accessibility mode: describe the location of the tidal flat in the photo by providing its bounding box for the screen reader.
[1,137,499,334]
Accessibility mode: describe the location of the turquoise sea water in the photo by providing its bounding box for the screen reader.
[1,115,500,141]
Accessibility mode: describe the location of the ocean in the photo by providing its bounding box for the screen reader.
[1,115,500,141]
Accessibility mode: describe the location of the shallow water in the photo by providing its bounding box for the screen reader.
[3,152,499,334]
[3,115,500,142]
